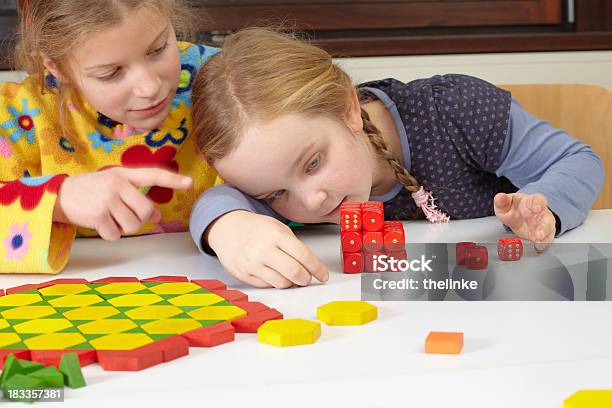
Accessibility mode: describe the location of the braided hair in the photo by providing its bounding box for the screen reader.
[358,91,449,222]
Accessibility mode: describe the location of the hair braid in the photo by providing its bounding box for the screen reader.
[360,108,421,194]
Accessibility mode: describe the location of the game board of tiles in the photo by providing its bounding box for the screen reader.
[0,276,282,371]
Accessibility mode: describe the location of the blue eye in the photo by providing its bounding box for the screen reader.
[267,190,286,202]
[306,153,320,173]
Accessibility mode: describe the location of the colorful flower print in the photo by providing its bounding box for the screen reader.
[172,188,199,224]
[1,98,41,144]
[114,124,145,139]
[145,118,188,147]
[120,145,179,204]
[40,130,88,166]
[172,44,219,109]
[0,136,12,158]
[0,174,66,211]
[97,112,120,129]
[3,222,32,261]
[88,130,124,153]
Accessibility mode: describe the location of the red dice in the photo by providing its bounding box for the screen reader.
[384,221,403,229]
[386,249,408,261]
[340,203,362,232]
[362,231,384,252]
[339,201,395,274]
[466,245,488,270]
[383,221,405,252]
[341,231,362,253]
[385,249,408,272]
[362,202,384,232]
[343,252,363,274]
[456,241,476,265]
[363,250,384,273]
[497,237,523,261]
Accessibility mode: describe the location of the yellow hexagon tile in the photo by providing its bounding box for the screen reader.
[148,282,202,295]
[564,390,612,407]
[1,305,57,320]
[13,318,74,334]
[89,333,153,350]
[141,318,202,334]
[0,294,43,307]
[124,305,183,320]
[167,293,225,307]
[39,284,91,296]
[94,282,147,295]
[77,319,137,334]
[0,332,21,348]
[186,305,246,321]
[48,294,104,308]
[258,319,321,347]
[24,333,87,350]
[317,301,378,326]
[108,294,163,307]
[63,306,120,321]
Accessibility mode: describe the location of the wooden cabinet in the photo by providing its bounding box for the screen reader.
[195,0,611,56]
[200,0,563,31]
[1,0,611,69]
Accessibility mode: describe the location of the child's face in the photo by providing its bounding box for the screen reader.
[69,8,181,130]
[215,113,375,224]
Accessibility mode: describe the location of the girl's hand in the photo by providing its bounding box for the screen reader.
[493,192,557,252]
[53,167,192,240]
[206,210,329,288]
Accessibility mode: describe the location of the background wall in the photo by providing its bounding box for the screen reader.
[0,69,24,83]
[338,50,612,90]
[4,50,610,90]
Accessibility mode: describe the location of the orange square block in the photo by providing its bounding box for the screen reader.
[425,331,464,354]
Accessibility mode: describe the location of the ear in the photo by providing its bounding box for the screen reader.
[40,53,68,83]
[345,87,363,133]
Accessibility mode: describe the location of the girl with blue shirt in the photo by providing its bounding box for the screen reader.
[189,28,604,289]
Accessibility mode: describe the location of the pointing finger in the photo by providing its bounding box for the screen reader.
[121,168,193,190]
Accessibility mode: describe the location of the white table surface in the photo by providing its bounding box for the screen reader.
[2,210,612,408]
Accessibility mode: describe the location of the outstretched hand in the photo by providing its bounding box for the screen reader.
[493,192,556,252]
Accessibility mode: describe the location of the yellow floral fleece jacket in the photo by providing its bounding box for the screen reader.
[0,42,220,274]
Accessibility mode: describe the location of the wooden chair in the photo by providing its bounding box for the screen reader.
[499,84,612,210]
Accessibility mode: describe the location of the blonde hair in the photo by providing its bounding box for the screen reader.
[14,0,200,140]
[192,27,421,194]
